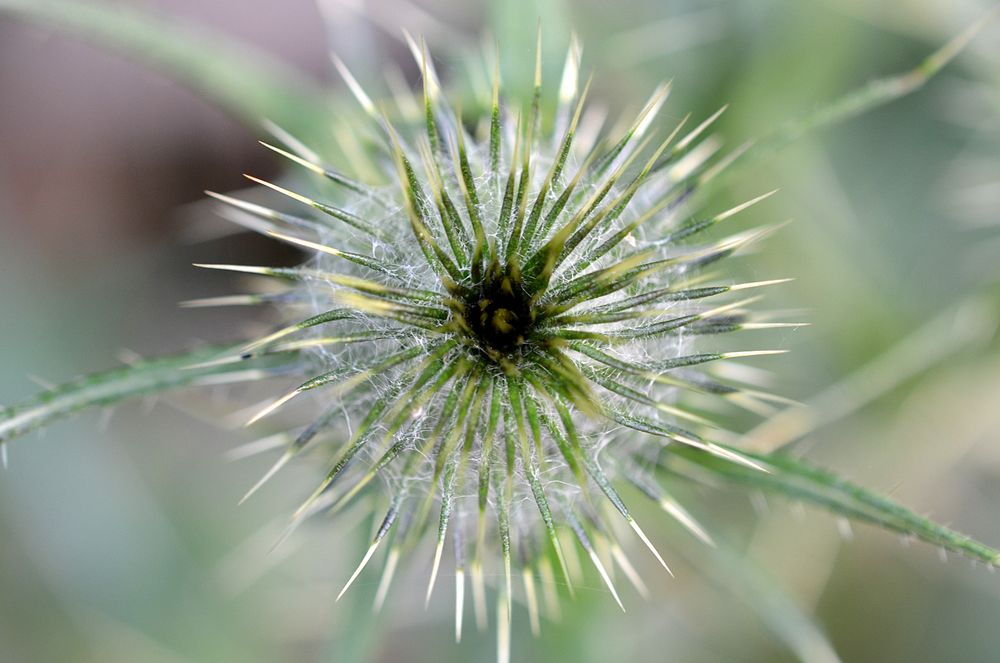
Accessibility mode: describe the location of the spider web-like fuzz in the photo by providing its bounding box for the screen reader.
[196,34,792,660]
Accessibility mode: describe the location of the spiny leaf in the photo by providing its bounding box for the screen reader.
[669,447,1000,565]
[0,345,299,443]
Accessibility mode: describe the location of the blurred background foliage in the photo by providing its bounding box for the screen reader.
[1,0,999,661]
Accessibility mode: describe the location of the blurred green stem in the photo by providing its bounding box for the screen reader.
[0,0,330,137]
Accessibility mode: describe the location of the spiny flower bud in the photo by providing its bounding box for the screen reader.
[192,36,790,656]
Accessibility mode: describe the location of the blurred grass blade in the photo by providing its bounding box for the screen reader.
[745,295,999,453]
[671,531,841,663]
[730,6,1000,174]
[0,345,299,444]
[0,0,328,135]
[668,446,1000,565]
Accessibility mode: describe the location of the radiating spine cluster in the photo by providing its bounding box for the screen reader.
[191,33,792,659]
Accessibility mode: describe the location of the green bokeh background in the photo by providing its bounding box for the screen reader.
[1,0,999,661]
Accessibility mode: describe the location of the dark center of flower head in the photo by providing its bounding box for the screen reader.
[461,264,536,361]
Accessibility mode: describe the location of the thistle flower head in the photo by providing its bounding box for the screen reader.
[193,35,791,646]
